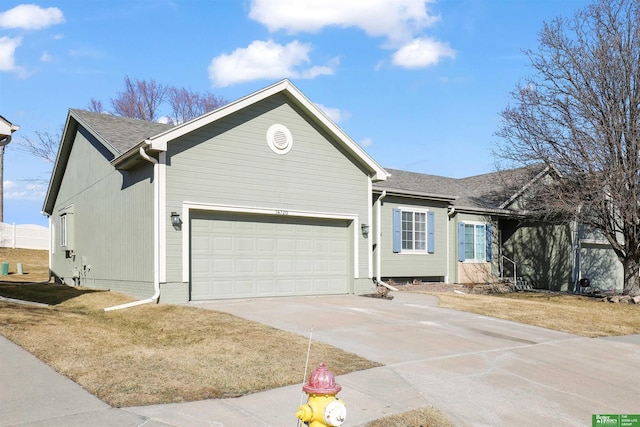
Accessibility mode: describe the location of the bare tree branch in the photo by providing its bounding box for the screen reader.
[111,76,168,121]
[167,86,226,125]
[87,98,105,113]
[496,0,640,295]
[20,130,60,164]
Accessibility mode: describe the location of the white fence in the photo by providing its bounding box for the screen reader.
[0,222,49,250]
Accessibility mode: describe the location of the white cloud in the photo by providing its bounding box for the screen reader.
[0,36,24,74]
[3,180,16,190]
[209,40,337,87]
[249,0,438,45]
[392,37,455,68]
[249,0,454,70]
[40,51,54,62]
[359,137,373,148]
[316,103,350,123]
[4,182,45,200]
[0,4,65,30]
[69,47,105,59]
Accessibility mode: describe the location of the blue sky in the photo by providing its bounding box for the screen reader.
[0,0,589,226]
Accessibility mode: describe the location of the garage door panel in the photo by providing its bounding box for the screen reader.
[295,259,314,273]
[191,212,351,300]
[297,239,314,252]
[331,259,348,272]
[315,259,329,272]
[296,279,313,292]
[236,280,255,295]
[191,235,211,251]
[256,238,274,252]
[277,259,294,273]
[235,259,254,273]
[256,259,275,273]
[236,237,255,251]
[277,279,295,293]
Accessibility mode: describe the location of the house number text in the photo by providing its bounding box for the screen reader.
[276,209,289,215]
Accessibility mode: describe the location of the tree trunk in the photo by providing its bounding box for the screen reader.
[622,256,640,296]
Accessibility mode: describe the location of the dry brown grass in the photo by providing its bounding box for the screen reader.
[0,290,380,407]
[0,248,50,282]
[430,291,640,337]
[362,407,454,427]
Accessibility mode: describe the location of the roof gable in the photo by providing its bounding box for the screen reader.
[43,80,389,215]
[70,109,172,155]
[114,79,389,181]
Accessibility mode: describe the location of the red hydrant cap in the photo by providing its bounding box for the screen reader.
[303,363,342,394]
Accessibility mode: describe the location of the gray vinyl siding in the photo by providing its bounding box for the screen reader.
[377,195,449,281]
[579,244,623,292]
[576,224,623,291]
[164,94,371,296]
[501,219,573,290]
[49,126,154,297]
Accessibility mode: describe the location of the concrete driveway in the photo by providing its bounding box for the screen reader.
[182,291,640,426]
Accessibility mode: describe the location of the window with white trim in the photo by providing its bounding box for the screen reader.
[458,222,492,262]
[393,208,435,253]
[402,211,426,250]
[464,223,485,260]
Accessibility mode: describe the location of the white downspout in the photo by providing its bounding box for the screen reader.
[105,146,160,311]
[375,190,387,280]
[446,207,456,283]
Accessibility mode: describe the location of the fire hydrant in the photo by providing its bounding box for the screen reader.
[296,363,346,427]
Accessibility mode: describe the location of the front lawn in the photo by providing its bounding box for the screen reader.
[428,291,640,337]
[0,287,380,407]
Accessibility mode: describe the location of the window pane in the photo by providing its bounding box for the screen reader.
[415,212,426,250]
[464,224,474,259]
[402,211,413,250]
[60,215,67,247]
[475,225,485,260]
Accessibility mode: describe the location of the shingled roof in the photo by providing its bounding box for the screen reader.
[375,165,547,212]
[70,109,172,155]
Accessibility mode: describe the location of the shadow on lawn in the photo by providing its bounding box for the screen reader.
[0,282,105,305]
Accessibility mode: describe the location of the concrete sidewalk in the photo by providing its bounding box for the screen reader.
[2,292,639,426]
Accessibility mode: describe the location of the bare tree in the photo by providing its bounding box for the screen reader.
[87,98,104,113]
[496,0,640,296]
[20,130,60,164]
[111,76,168,121]
[167,87,226,125]
[20,78,227,188]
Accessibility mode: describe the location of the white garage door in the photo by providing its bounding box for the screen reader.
[190,211,351,300]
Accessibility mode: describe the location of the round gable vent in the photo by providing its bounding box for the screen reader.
[266,124,292,154]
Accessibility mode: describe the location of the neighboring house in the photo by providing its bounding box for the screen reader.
[42,80,623,303]
[372,166,551,287]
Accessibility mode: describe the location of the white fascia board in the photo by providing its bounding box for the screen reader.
[373,187,457,203]
[0,116,19,136]
[147,80,292,151]
[282,83,389,182]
